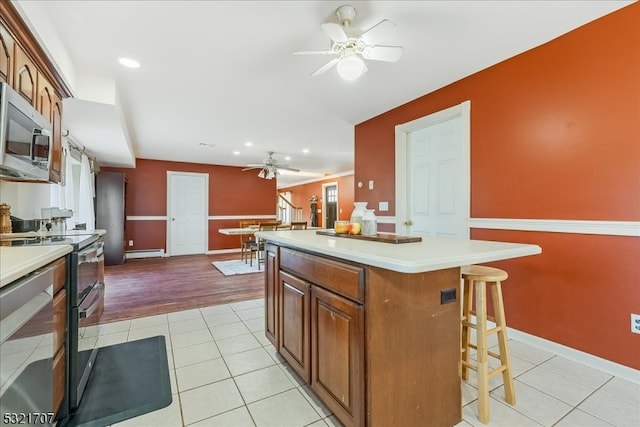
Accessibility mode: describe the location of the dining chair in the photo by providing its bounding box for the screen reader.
[239,220,257,263]
[249,222,279,269]
[290,221,308,230]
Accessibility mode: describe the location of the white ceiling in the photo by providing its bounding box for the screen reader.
[15,1,632,186]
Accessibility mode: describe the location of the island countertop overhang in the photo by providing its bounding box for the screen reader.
[255,230,542,273]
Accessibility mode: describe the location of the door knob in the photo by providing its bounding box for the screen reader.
[172,217,175,221]
[404,220,413,226]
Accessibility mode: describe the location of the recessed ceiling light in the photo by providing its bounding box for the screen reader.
[117,57,140,68]
[233,151,240,155]
[285,156,291,161]
[244,141,253,147]
[302,149,310,154]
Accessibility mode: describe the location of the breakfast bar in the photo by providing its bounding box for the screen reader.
[256,229,541,427]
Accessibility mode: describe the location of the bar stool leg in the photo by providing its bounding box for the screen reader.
[475,279,490,424]
[461,278,473,380]
[491,281,516,405]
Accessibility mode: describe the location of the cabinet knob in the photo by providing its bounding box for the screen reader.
[171,217,175,221]
[404,220,413,226]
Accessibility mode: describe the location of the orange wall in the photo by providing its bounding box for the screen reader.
[279,174,354,227]
[354,4,640,369]
[102,158,277,252]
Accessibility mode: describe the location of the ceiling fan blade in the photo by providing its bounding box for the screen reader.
[311,57,340,76]
[360,19,397,46]
[242,166,260,171]
[321,22,348,43]
[362,45,403,62]
[293,50,336,56]
[277,166,301,172]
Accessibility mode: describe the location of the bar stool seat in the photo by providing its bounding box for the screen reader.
[461,265,515,424]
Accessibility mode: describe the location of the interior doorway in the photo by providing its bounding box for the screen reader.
[167,171,208,255]
[395,101,470,238]
[322,182,338,229]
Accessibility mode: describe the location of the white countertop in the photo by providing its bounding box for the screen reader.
[0,245,73,288]
[255,230,542,273]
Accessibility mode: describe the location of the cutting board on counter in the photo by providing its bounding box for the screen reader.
[316,230,422,244]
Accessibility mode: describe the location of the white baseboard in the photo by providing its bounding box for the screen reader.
[207,248,241,255]
[125,249,165,259]
[507,327,639,384]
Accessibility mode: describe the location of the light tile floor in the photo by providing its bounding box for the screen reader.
[93,298,640,427]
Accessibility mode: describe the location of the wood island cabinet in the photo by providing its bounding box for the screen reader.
[265,243,460,427]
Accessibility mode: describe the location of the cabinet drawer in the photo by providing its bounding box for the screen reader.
[280,248,364,303]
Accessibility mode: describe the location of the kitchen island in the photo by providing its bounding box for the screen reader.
[255,229,541,427]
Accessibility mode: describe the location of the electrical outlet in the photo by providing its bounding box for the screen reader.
[631,313,640,334]
[128,240,134,247]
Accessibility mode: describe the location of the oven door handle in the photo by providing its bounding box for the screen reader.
[79,282,104,319]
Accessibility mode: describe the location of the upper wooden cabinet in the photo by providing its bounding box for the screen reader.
[0,24,14,84]
[1,4,72,184]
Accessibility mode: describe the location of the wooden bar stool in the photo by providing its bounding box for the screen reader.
[461,265,516,424]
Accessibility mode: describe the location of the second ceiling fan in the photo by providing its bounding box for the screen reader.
[294,4,403,80]
[243,151,300,179]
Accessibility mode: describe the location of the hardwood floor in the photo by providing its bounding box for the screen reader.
[101,253,264,323]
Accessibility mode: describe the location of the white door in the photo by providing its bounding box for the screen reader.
[395,101,470,238]
[167,172,208,255]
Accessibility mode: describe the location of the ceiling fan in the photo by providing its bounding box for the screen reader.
[293,4,403,80]
[242,151,300,179]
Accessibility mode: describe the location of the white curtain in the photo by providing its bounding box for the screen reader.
[77,154,95,230]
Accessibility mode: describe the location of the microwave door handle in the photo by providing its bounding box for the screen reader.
[30,128,42,163]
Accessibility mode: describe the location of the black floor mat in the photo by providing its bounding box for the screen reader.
[62,336,172,427]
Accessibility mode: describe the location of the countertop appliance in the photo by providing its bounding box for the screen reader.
[0,231,105,417]
[0,263,55,423]
[0,82,52,182]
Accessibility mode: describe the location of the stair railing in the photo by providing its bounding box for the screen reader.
[277,192,303,224]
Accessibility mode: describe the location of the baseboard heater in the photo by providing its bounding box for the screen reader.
[125,249,165,259]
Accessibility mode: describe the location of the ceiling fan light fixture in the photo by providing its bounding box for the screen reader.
[258,169,266,178]
[336,55,366,80]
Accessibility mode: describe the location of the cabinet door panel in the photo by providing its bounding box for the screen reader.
[13,43,36,106]
[36,72,54,121]
[278,270,310,382]
[53,347,65,416]
[0,24,14,84]
[311,286,364,427]
[53,289,66,351]
[264,244,278,346]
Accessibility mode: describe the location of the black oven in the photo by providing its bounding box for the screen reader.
[68,237,104,412]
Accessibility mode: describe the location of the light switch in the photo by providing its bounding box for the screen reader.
[368,180,374,190]
[379,201,389,211]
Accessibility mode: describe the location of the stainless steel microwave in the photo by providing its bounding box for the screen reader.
[0,82,52,181]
